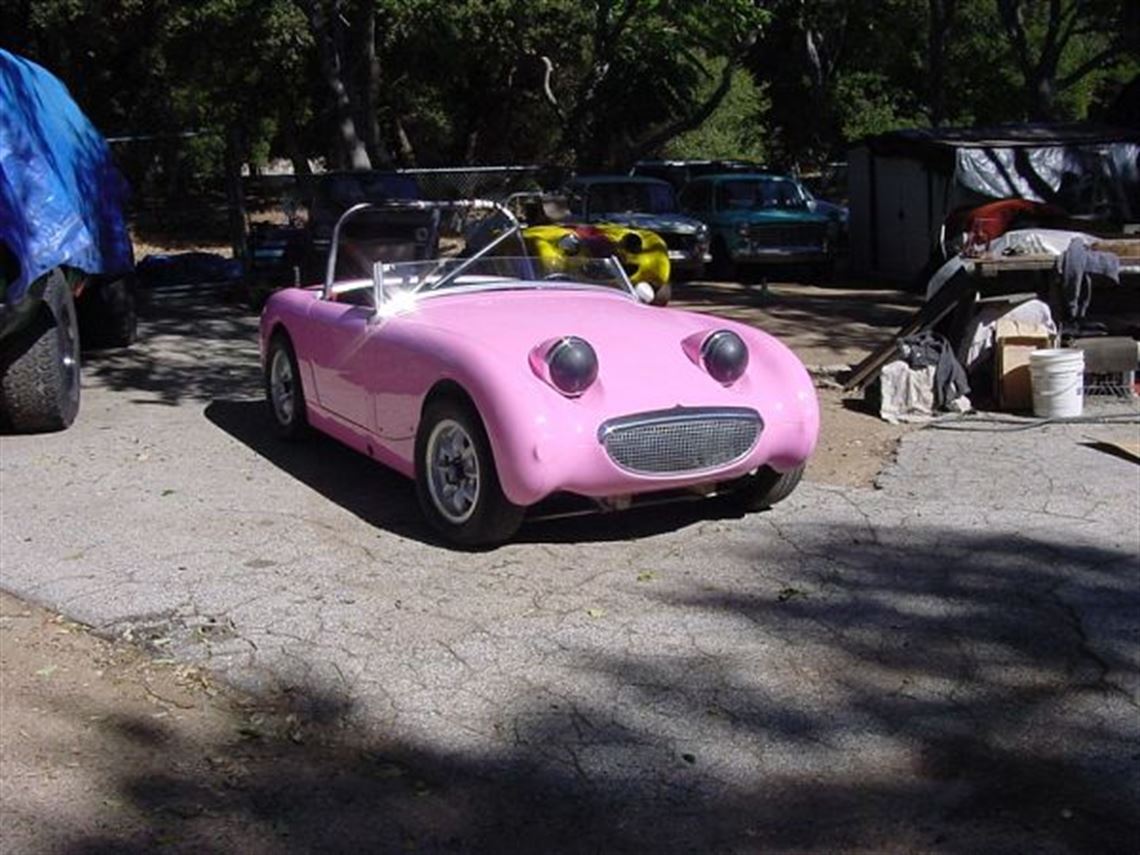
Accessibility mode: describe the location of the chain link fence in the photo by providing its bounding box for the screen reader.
[401,165,561,200]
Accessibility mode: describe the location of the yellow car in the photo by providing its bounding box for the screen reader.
[467,194,672,305]
[522,223,671,304]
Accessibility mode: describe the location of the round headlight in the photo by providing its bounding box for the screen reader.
[546,336,598,396]
[620,232,643,254]
[701,330,749,384]
[557,233,581,254]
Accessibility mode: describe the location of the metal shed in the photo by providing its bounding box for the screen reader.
[847,124,1140,284]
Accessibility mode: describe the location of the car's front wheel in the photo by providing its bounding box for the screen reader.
[415,397,524,547]
[730,463,805,512]
[264,333,309,440]
[0,269,81,433]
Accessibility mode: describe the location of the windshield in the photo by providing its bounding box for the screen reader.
[329,255,635,307]
[717,178,808,211]
[586,182,677,215]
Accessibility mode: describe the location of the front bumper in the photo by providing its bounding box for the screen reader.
[731,244,830,263]
[667,250,712,269]
[495,399,818,508]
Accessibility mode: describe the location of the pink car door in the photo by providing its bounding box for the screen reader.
[304,298,380,430]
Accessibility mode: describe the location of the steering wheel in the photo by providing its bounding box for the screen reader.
[543,272,577,281]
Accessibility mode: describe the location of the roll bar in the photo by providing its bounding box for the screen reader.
[323,198,528,302]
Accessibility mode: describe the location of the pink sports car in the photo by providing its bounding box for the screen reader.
[259,200,819,545]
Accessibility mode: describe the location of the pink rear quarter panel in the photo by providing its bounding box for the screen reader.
[261,287,819,508]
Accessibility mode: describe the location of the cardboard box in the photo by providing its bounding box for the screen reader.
[994,320,1052,411]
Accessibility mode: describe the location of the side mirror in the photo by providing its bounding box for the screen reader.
[634,281,656,304]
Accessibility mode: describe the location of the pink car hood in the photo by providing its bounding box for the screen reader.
[392,287,804,414]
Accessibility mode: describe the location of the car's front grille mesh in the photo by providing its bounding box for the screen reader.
[600,408,761,475]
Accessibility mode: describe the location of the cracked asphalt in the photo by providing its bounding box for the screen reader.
[2,287,1139,852]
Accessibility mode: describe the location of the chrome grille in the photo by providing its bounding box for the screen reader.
[662,232,694,252]
[599,407,762,475]
[746,223,826,246]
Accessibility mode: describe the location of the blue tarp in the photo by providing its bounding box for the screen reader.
[0,50,133,304]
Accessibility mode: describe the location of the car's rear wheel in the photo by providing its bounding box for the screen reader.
[415,396,524,546]
[731,463,805,511]
[0,269,81,433]
[265,333,309,440]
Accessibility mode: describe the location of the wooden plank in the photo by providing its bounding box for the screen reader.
[842,272,972,391]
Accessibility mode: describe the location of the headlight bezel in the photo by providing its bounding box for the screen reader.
[700,329,749,385]
[530,335,599,397]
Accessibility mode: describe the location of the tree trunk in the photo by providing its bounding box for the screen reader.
[224,127,248,261]
[393,117,417,168]
[303,0,371,170]
[360,3,390,166]
[927,0,956,126]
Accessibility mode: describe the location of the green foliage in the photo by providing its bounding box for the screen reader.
[3,0,1134,198]
[665,61,769,163]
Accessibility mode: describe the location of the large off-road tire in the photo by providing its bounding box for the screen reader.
[415,396,525,547]
[0,270,81,433]
[731,463,805,512]
[264,332,310,440]
[78,276,138,349]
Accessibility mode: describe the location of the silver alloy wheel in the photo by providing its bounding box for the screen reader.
[269,347,296,425]
[425,418,481,524]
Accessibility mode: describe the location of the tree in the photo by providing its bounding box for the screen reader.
[664,60,770,163]
[296,0,374,169]
[996,0,1139,119]
[535,0,769,167]
[750,0,926,165]
[164,0,315,252]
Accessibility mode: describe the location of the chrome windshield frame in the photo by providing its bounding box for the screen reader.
[323,198,529,304]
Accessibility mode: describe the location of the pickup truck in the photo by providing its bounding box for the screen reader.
[0,50,135,432]
[678,173,840,280]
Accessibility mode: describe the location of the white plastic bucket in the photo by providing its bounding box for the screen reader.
[1029,348,1085,418]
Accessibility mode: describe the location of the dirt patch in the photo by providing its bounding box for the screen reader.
[672,278,921,487]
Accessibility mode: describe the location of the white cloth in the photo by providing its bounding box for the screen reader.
[879,360,936,424]
[960,298,1057,370]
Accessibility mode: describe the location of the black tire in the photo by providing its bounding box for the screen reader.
[710,238,736,282]
[0,270,81,433]
[78,276,137,349]
[264,332,310,440]
[650,280,671,306]
[414,396,525,547]
[731,463,805,512]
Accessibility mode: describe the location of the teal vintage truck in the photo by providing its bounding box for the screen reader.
[677,173,840,280]
[0,50,135,432]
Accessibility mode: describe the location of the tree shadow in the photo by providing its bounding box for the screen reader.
[204,398,754,548]
[83,292,263,406]
[27,524,1140,853]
